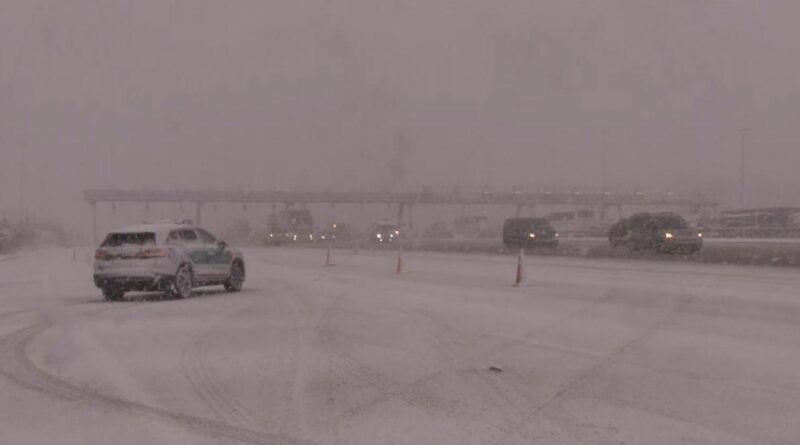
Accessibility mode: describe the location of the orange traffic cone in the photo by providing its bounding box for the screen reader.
[396,246,404,274]
[513,248,524,287]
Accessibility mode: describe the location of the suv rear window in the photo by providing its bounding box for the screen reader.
[101,232,156,247]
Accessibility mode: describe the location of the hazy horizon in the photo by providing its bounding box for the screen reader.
[3,1,800,233]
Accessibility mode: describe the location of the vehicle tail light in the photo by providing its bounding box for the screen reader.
[139,248,168,258]
[94,249,108,260]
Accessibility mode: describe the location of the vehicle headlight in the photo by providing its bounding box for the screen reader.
[376,234,382,238]
[664,232,674,239]
[697,233,703,238]
[529,233,536,238]
[395,230,400,235]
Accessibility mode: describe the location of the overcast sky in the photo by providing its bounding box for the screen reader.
[2,0,800,229]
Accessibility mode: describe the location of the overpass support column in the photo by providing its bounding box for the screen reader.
[397,203,406,228]
[195,202,204,226]
[359,201,365,234]
[515,203,523,218]
[407,203,414,230]
[90,201,97,245]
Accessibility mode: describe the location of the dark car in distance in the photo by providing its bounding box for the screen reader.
[373,223,400,244]
[264,209,315,246]
[502,218,559,250]
[319,223,355,242]
[609,212,703,254]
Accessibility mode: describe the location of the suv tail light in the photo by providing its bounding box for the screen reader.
[94,249,108,260]
[139,248,168,259]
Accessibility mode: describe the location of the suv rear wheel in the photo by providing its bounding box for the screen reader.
[102,286,125,301]
[171,265,193,299]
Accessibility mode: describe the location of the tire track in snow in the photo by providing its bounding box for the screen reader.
[0,253,21,264]
[179,296,269,431]
[0,321,317,445]
[321,285,670,444]
[314,292,518,442]
[0,308,33,320]
[302,268,629,442]
[180,282,317,440]
[480,293,695,444]
[181,329,261,430]
[0,293,318,445]
[532,294,693,415]
[320,286,622,439]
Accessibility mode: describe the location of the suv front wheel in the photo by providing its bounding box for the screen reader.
[224,261,244,292]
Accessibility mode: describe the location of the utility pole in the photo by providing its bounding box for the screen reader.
[601,148,607,194]
[739,128,746,209]
[18,160,25,221]
[599,148,608,223]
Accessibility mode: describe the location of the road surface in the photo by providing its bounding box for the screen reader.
[1,247,799,444]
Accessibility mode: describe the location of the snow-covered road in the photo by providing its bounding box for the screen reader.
[1,247,799,444]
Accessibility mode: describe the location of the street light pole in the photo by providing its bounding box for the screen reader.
[739,128,746,209]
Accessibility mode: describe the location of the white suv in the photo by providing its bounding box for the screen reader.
[93,222,245,301]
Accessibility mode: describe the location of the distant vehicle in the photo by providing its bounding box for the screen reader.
[264,209,314,246]
[319,223,353,242]
[93,222,245,301]
[609,212,702,253]
[502,218,559,249]
[373,223,400,244]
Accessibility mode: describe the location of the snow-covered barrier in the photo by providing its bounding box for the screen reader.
[388,237,800,268]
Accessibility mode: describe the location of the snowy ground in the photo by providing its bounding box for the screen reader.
[1,247,799,444]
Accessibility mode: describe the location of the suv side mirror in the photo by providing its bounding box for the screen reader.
[217,240,228,249]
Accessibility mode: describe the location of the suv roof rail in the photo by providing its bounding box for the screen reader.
[141,219,194,225]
